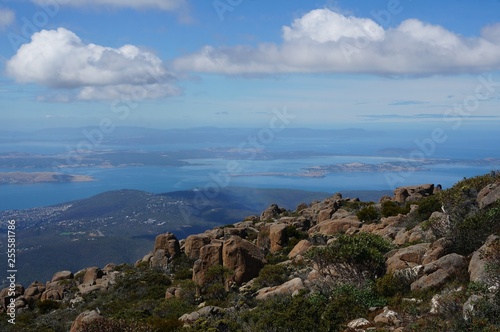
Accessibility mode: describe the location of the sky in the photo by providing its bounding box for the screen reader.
[0,0,500,131]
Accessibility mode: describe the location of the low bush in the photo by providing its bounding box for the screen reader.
[381,200,410,218]
[356,204,380,223]
[306,233,393,281]
[253,264,288,289]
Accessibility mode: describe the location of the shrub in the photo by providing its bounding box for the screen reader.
[356,204,380,223]
[436,173,500,255]
[253,264,288,289]
[36,300,61,314]
[306,233,393,281]
[413,195,441,222]
[381,200,410,218]
[375,273,411,297]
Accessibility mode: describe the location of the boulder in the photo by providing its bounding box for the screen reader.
[288,240,312,259]
[24,281,46,302]
[393,226,436,246]
[70,310,104,332]
[411,253,467,291]
[255,278,305,300]
[222,236,266,285]
[165,287,184,300]
[347,318,371,329]
[51,270,73,282]
[393,184,434,203]
[308,217,361,236]
[469,235,500,285]
[269,223,288,253]
[193,240,223,286]
[179,306,222,325]
[318,209,334,222]
[0,284,24,310]
[386,243,431,273]
[150,249,169,268]
[422,238,450,265]
[477,182,500,209]
[260,204,284,221]
[296,202,309,213]
[154,232,180,258]
[374,306,402,326]
[330,209,352,220]
[82,267,104,286]
[184,234,212,260]
[256,224,271,250]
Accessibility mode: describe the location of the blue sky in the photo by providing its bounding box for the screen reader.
[0,0,499,130]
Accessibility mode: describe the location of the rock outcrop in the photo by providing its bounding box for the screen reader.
[469,235,500,285]
[222,236,266,285]
[255,277,305,300]
[411,253,467,291]
[477,182,500,209]
[393,184,435,203]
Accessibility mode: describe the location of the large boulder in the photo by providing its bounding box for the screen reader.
[24,281,46,303]
[70,310,104,332]
[386,243,431,273]
[393,184,434,203]
[469,235,500,285]
[317,208,334,222]
[222,236,266,285]
[411,253,467,291]
[179,306,223,326]
[477,182,500,209]
[193,240,223,286]
[255,278,305,300]
[82,267,104,286]
[184,234,212,260]
[260,204,285,221]
[51,270,73,282]
[288,239,312,259]
[269,223,288,253]
[307,216,361,236]
[154,232,181,258]
[0,285,24,310]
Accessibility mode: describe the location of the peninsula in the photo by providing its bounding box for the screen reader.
[0,172,94,184]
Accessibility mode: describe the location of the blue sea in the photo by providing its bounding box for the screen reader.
[0,126,499,211]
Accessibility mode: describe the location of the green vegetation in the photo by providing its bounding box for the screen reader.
[252,264,289,289]
[435,173,500,255]
[307,232,393,281]
[381,200,411,218]
[356,203,380,223]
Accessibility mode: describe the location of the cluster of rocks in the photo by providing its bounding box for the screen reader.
[0,264,118,315]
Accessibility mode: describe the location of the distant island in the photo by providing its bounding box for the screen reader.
[0,172,94,184]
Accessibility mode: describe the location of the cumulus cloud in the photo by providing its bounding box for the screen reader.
[283,9,385,43]
[32,0,187,11]
[173,8,500,76]
[0,8,15,30]
[6,28,181,100]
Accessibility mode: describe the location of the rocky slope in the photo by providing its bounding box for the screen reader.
[1,173,500,332]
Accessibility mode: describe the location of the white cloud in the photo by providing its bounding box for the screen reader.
[32,0,187,11]
[283,9,385,43]
[173,8,500,76]
[0,8,15,30]
[6,28,181,100]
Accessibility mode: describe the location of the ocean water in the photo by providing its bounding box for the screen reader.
[0,127,499,211]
